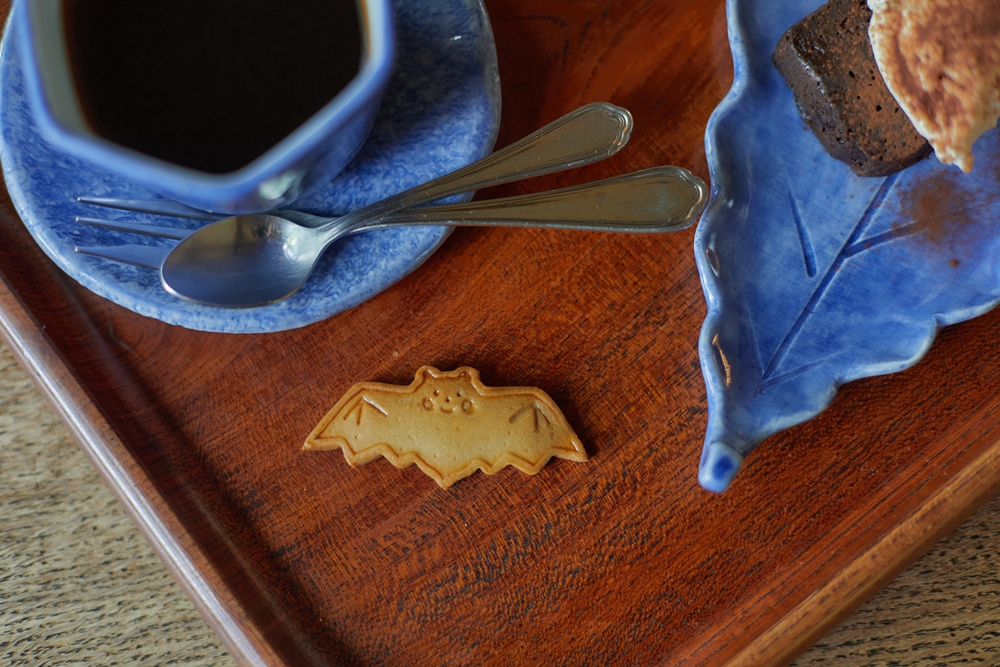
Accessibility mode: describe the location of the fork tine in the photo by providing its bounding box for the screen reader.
[75,216,195,240]
[75,244,171,269]
[76,196,220,221]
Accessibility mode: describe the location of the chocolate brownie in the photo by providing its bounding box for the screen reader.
[771,0,932,177]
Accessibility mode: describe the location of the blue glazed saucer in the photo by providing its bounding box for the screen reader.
[695,0,1000,492]
[0,0,500,334]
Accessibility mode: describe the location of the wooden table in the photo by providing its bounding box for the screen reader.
[2,0,1000,665]
[2,344,998,665]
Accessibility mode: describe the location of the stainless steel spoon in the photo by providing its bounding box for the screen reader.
[161,166,707,307]
[157,102,636,308]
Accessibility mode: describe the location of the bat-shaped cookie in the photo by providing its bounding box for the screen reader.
[303,366,587,488]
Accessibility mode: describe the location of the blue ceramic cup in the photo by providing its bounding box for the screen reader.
[15,0,395,214]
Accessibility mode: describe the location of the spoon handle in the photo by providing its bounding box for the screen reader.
[329,102,633,229]
[352,167,708,235]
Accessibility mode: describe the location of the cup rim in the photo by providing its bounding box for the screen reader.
[18,0,396,205]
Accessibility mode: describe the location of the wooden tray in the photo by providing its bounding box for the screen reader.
[2,1,999,665]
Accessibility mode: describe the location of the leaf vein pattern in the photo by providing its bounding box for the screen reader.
[789,190,817,277]
[761,173,900,382]
[843,222,923,257]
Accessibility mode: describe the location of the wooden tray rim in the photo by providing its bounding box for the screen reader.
[0,273,292,667]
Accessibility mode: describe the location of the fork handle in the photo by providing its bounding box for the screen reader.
[350,167,708,235]
[329,102,633,229]
[400,102,632,199]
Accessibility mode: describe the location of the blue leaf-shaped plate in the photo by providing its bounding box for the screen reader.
[694,0,1000,492]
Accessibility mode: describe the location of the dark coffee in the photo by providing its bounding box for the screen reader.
[62,1,362,174]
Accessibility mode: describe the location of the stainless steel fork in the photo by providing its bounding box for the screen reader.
[73,101,639,271]
[72,165,710,274]
[74,196,213,268]
[74,198,347,268]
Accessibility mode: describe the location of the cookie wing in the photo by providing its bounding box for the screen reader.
[303,382,406,466]
[501,393,587,466]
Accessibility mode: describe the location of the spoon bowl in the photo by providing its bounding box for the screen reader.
[161,215,325,306]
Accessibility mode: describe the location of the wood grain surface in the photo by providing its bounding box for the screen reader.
[2,0,1000,665]
[2,343,998,666]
